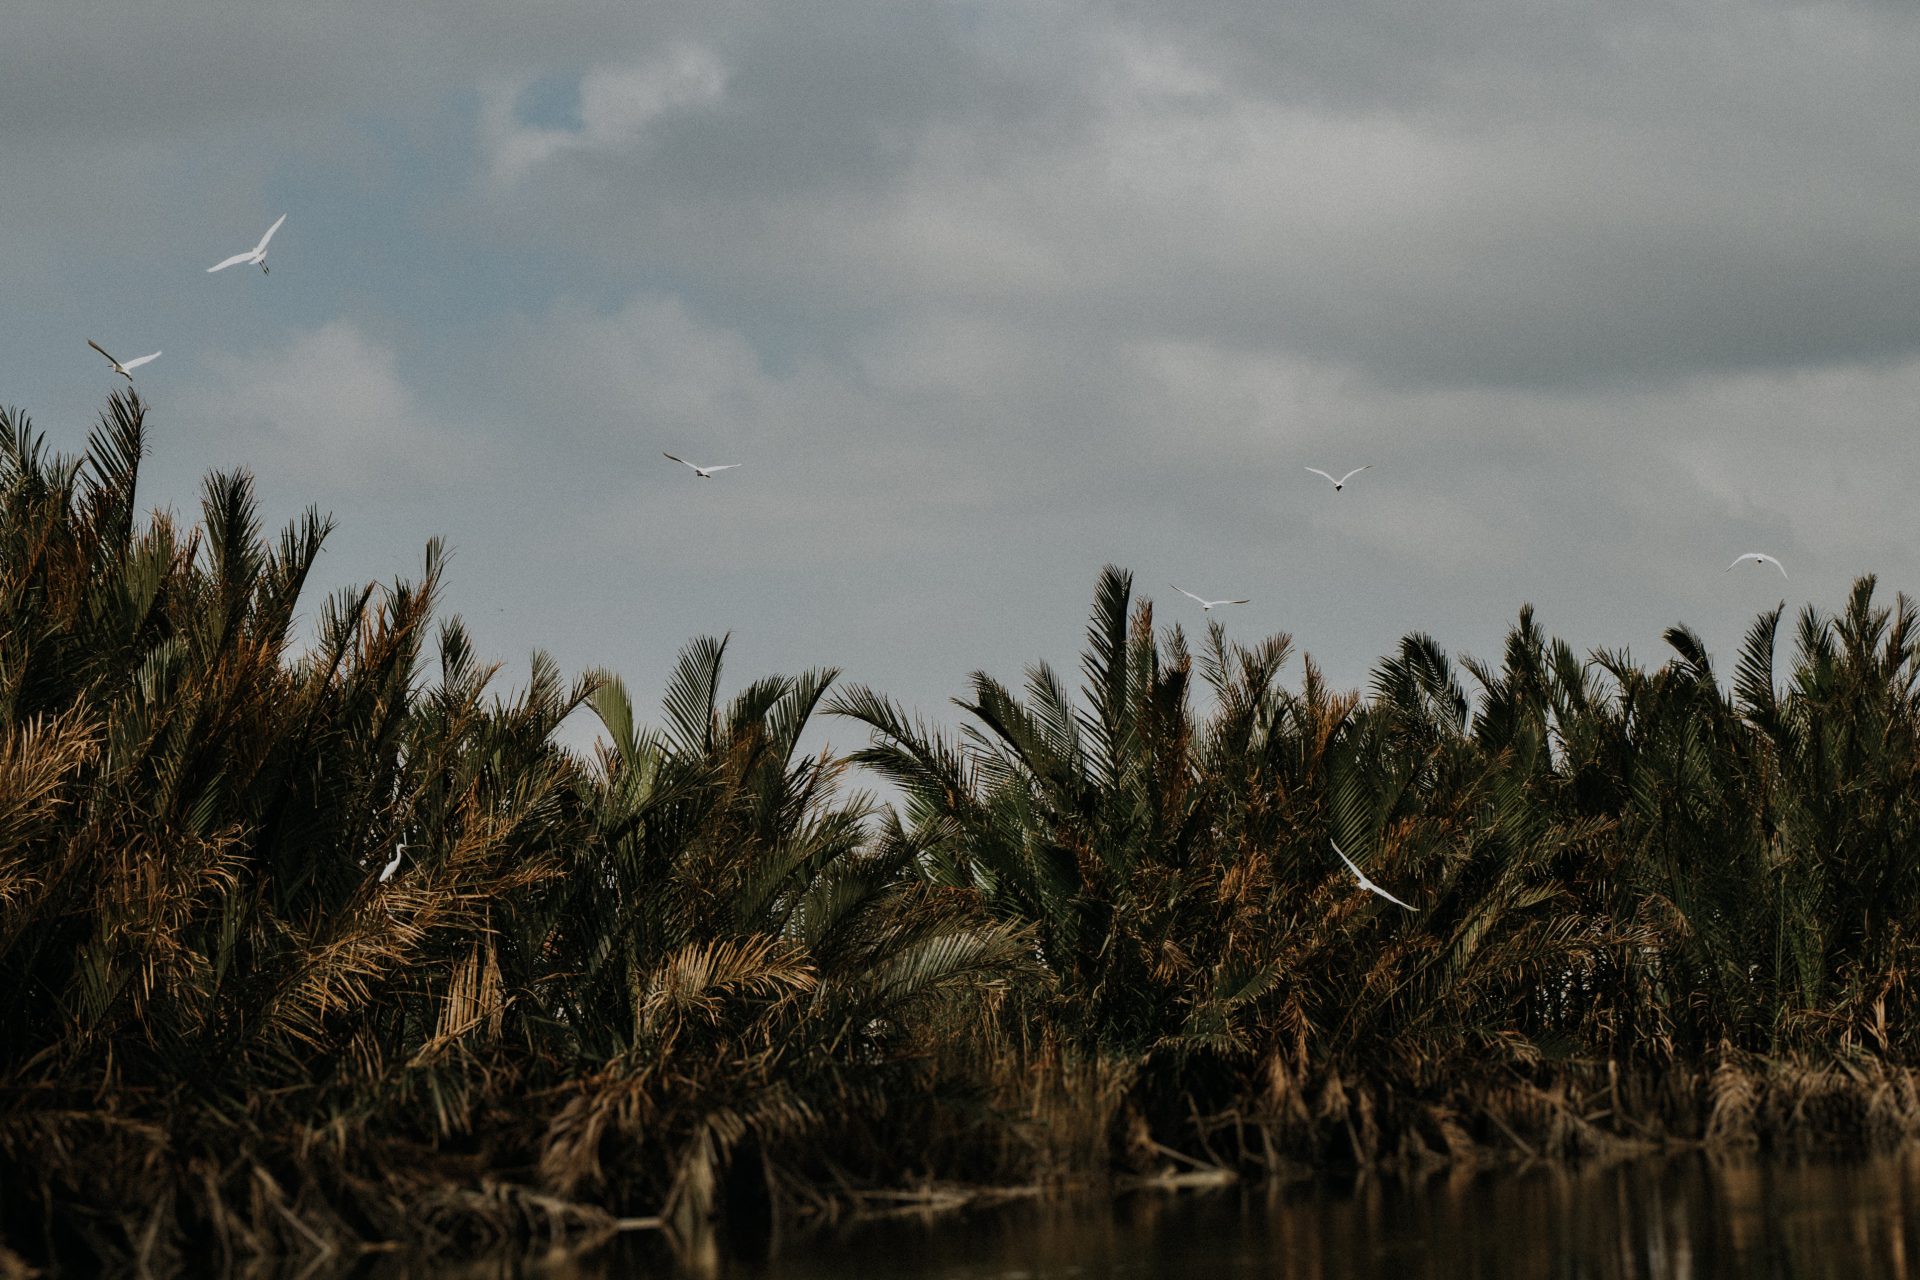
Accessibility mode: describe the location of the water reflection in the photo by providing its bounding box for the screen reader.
[371,1150,1920,1280]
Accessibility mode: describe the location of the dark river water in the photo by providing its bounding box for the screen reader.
[430,1152,1920,1280]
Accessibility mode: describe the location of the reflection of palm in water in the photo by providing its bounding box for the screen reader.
[632,1151,1917,1279]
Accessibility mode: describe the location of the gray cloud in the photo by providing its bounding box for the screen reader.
[447,1,1920,390]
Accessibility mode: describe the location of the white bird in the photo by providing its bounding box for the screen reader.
[1330,838,1415,911]
[1726,552,1788,580]
[1305,466,1370,492]
[207,213,287,274]
[378,845,405,883]
[1171,585,1250,612]
[663,453,740,479]
[87,340,160,380]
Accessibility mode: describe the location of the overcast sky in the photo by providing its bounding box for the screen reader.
[5,0,1918,753]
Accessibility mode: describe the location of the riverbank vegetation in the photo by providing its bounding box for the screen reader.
[5,393,1920,1271]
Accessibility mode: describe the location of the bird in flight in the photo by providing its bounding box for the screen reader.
[1331,838,1415,911]
[1171,585,1250,612]
[208,214,287,274]
[663,453,740,479]
[378,845,405,883]
[1726,552,1788,580]
[87,340,160,380]
[1306,466,1370,492]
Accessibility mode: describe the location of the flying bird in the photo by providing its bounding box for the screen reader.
[1306,466,1370,492]
[378,845,405,883]
[1726,552,1788,579]
[663,453,740,479]
[1331,838,1415,911]
[207,213,287,274]
[1171,585,1250,612]
[87,340,160,380]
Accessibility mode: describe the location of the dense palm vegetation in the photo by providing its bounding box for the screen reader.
[0,394,1024,1268]
[838,572,1920,1170]
[4,392,1920,1269]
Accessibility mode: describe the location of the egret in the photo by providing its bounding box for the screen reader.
[87,340,160,380]
[1331,838,1415,911]
[663,453,740,479]
[1305,466,1370,492]
[1171,585,1250,612]
[1726,553,1788,579]
[208,214,287,274]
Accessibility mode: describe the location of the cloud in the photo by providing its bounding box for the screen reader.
[451,1,1920,391]
[192,321,475,496]
[483,45,728,184]
[0,3,724,143]
[480,291,1004,563]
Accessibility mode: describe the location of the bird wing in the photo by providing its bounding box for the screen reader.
[663,452,698,469]
[1304,467,1336,484]
[1329,838,1367,880]
[208,252,253,272]
[121,351,161,371]
[1171,585,1209,605]
[1219,598,1251,606]
[87,339,116,364]
[1728,553,1787,578]
[1334,840,1414,909]
[1339,466,1371,485]
[1368,881,1417,911]
[254,213,287,253]
[704,464,740,472]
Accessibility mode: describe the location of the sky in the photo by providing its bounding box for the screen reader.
[4,0,1918,758]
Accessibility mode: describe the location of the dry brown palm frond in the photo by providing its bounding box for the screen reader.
[401,1173,620,1248]
[536,1071,661,1198]
[1704,1051,1760,1148]
[0,708,98,822]
[638,935,817,1033]
[0,1241,38,1280]
[88,828,249,1026]
[1261,1049,1311,1126]
[409,938,508,1068]
[663,1122,721,1235]
[1863,1065,1920,1145]
[0,707,99,908]
[258,898,426,1054]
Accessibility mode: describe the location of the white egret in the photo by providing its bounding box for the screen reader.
[1330,838,1415,911]
[663,453,740,478]
[1171,585,1250,612]
[87,340,160,380]
[207,214,287,274]
[1305,466,1370,492]
[1726,553,1788,579]
[378,845,404,883]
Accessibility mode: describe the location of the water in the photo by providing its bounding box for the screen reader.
[402,1153,1920,1280]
